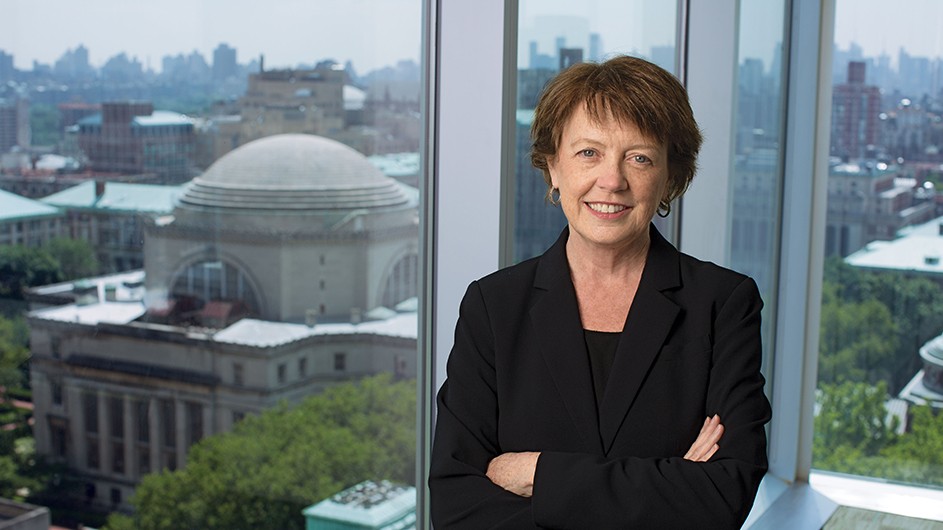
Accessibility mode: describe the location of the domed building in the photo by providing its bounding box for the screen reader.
[27,134,419,512]
[900,332,943,409]
[145,134,419,324]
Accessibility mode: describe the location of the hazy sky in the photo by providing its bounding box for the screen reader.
[0,0,422,73]
[2,0,941,74]
[833,0,943,63]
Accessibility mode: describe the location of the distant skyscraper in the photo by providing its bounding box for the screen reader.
[212,43,238,81]
[559,48,583,70]
[0,50,13,82]
[589,33,602,62]
[0,97,29,153]
[831,61,881,161]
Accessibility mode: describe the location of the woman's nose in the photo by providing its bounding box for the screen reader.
[596,161,628,192]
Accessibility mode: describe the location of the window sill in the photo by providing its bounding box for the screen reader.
[808,471,943,522]
[743,471,943,529]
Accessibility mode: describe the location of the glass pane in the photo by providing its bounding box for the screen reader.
[730,0,788,385]
[0,1,424,527]
[813,0,943,488]
[512,0,678,263]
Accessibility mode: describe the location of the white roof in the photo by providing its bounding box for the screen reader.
[33,301,146,325]
[213,311,418,347]
[845,216,943,274]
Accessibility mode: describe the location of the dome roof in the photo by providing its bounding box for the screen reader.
[921,334,943,365]
[179,134,411,211]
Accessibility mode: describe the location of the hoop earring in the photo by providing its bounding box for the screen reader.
[549,188,561,205]
[656,199,671,218]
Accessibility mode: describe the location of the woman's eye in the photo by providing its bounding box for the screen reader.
[579,149,596,158]
[632,154,651,164]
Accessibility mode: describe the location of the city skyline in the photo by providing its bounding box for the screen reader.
[0,0,421,74]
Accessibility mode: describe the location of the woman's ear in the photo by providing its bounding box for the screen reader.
[546,156,559,188]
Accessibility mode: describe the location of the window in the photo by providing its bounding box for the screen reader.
[334,352,347,372]
[110,487,122,506]
[186,402,203,447]
[83,392,98,434]
[112,442,125,474]
[812,0,943,492]
[6,1,426,522]
[109,396,124,439]
[233,363,244,386]
[135,400,149,443]
[277,363,286,384]
[86,438,100,470]
[159,399,175,450]
[510,0,680,262]
[51,381,63,405]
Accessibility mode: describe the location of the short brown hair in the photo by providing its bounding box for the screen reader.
[530,55,702,214]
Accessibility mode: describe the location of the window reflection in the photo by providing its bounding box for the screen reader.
[512,0,678,263]
[729,0,788,386]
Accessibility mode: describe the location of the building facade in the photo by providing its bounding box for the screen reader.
[0,189,63,247]
[41,181,184,273]
[77,102,195,182]
[831,61,882,161]
[28,134,419,512]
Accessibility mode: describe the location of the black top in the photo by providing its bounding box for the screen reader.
[584,329,620,412]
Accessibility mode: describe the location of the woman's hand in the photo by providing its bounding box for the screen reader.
[486,451,541,497]
[486,416,721,497]
[684,414,724,462]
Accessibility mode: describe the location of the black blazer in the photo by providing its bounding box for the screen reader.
[429,225,771,529]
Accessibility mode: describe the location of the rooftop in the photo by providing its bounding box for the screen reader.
[41,181,184,214]
[302,480,416,529]
[0,188,62,222]
[29,272,418,347]
[845,216,943,275]
[78,110,194,127]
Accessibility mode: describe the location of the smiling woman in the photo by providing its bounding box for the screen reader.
[429,55,771,529]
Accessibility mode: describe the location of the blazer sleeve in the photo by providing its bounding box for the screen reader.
[429,280,539,529]
[531,276,771,529]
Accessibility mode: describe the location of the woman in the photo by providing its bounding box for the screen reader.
[429,55,771,529]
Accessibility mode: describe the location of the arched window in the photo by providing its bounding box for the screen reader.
[170,259,260,314]
[381,253,418,309]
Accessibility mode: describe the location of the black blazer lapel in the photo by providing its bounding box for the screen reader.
[529,229,604,454]
[598,226,682,454]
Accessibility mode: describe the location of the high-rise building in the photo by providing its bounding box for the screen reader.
[831,61,881,161]
[76,101,195,181]
[205,66,346,162]
[212,43,238,81]
[0,97,30,153]
[0,50,15,82]
[559,48,583,70]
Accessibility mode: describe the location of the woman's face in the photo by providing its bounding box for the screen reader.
[548,105,669,253]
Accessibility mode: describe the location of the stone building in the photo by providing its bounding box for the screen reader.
[28,133,419,511]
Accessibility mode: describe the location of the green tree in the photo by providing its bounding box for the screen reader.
[46,238,98,280]
[105,374,417,530]
[0,315,29,390]
[820,257,943,391]
[0,245,63,299]
[818,282,898,385]
[880,406,943,486]
[813,381,898,473]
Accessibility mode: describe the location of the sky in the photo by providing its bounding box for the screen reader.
[0,0,422,73]
[833,0,943,64]
[2,0,942,75]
